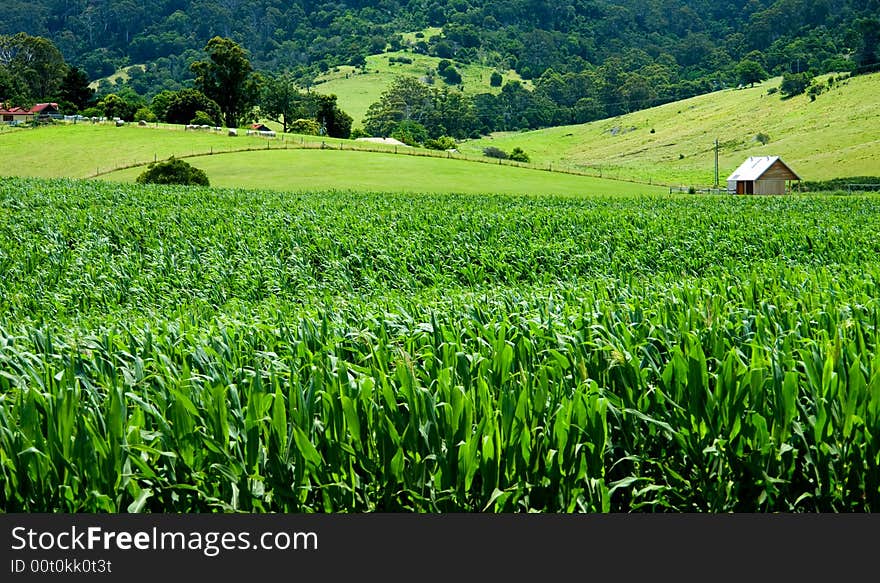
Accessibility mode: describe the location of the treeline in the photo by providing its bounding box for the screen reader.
[3,0,878,93]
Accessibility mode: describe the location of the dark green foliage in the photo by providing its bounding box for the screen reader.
[736,59,768,87]
[391,119,428,146]
[425,136,457,150]
[98,93,138,121]
[508,147,530,163]
[855,18,880,71]
[58,66,95,112]
[756,132,771,145]
[483,146,508,159]
[191,37,261,128]
[162,89,222,126]
[490,72,503,87]
[780,72,812,98]
[0,33,66,102]
[136,157,210,186]
[314,94,352,139]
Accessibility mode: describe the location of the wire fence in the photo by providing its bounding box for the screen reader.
[77,122,662,186]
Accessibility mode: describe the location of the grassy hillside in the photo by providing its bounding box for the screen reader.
[103,149,660,197]
[0,123,657,195]
[459,73,880,185]
[313,50,529,127]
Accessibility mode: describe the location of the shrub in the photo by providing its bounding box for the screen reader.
[780,72,812,98]
[438,65,462,85]
[508,147,530,163]
[425,136,457,150]
[136,157,210,187]
[190,110,216,126]
[483,146,508,160]
[289,118,321,135]
[391,120,428,146]
[490,72,503,87]
[349,128,371,140]
[756,132,771,145]
[134,107,157,123]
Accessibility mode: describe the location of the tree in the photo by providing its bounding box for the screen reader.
[163,89,222,126]
[780,72,811,98]
[98,93,137,120]
[362,76,439,137]
[58,67,95,112]
[855,18,880,71]
[391,120,428,146]
[0,33,66,100]
[191,37,261,127]
[261,73,309,134]
[137,157,210,186]
[735,59,768,87]
[314,94,352,139]
[490,72,503,87]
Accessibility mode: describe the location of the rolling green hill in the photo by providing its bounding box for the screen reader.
[0,123,659,196]
[102,149,658,197]
[312,50,529,127]
[458,73,880,185]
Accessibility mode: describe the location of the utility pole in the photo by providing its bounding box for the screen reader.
[714,138,719,187]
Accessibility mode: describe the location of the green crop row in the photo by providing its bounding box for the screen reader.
[1,178,879,512]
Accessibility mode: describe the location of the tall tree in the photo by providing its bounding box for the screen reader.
[314,94,352,139]
[735,58,768,87]
[58,66,95,111]
[191,37,261,127]
[855,18,880,71]
[261,73,309,134]
[0,33,66,101]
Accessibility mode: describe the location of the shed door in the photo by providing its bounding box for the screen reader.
[736,181,745,195]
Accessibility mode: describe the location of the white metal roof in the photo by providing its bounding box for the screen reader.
[726,156,800,181]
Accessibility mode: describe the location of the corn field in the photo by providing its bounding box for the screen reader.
[1,177,879,512]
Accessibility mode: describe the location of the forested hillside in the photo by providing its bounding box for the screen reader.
[4,1,877,84]
[2,1,878,134]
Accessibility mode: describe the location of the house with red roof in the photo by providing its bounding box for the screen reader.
[0,103,61,124]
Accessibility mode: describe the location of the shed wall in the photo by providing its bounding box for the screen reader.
[755,179,787,195]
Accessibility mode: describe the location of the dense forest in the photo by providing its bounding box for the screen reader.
[2,0,879,133]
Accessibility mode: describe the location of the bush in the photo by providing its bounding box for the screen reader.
[289,118,321,135]
[391,120,428,146]
[134,107,157,123]
[483,146,508,160]
[490,72,503,87]
[756,132,771,145]
[349,127,371,140]
[508,147,530,163]
[425,136,457,150]
[190,110,216,126]
[136,157,210,187]
[780,72,812,98]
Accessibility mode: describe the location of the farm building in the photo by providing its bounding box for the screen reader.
[0,105,33,124]
[0,103,61,124]
[727,156,800,195]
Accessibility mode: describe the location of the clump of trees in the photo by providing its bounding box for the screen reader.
[260,72,352,137]
[191,37,262,128]
[482,146,530,162]
[136,157,210,186]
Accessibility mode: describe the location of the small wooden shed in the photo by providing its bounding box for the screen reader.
[726,156,801,195]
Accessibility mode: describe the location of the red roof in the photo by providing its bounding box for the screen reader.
[30,103,59,113]
[0,103,58,115]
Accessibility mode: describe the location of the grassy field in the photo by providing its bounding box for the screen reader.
[104,149,660,196]
[2,177,880,512]
[313,50,528,126]
[459,72,880,184]
[0,123,655,195]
